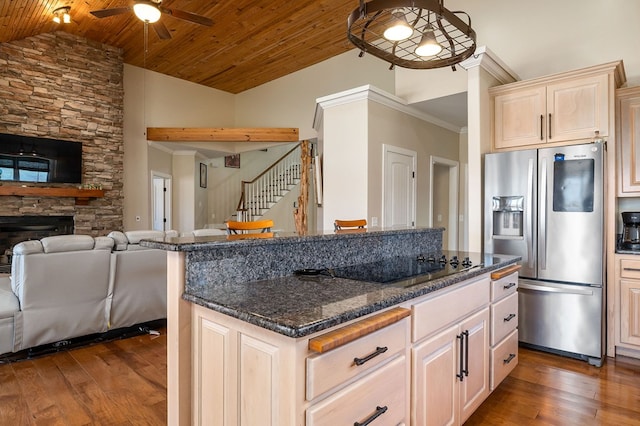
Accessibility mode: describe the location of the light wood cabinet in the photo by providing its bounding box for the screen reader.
[617,86,640,195]
[489,267,519,390]
[491,61,624,151]
[190,270,522,425]
[617,257,640,350]
[411,276,490,426]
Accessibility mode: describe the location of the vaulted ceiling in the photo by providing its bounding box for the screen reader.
[0,0,356,94]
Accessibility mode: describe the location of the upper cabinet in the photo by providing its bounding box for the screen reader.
[491,61,625,151]
[617,86,640,195]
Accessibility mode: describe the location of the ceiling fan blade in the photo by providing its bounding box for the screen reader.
[160,7,213,27]
[90,7,131,19]
[153,21,172,40]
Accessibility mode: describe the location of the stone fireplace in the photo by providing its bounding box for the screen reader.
[0,31,125,236]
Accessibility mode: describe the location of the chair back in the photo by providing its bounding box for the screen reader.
[226,219,274,234]
[334,219,367,231]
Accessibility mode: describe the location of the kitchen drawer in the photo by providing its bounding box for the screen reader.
[306,319,408,400]
[490,329,518,391]
[490,292,518,346]
[490,269,519,302]
[413,276,490,342]
[306,355,407,426]
[620,259,640,280]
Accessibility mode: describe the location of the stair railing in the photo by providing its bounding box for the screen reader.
[236,144,301,220]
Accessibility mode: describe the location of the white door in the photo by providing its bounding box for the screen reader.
[430,156,459,250]
[383,145,416,228]
[152,172,172,231]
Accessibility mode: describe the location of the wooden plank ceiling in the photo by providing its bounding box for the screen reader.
[0,0,358,94]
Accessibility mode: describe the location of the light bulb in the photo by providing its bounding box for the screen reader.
[383,10,413,41]
[415,27,442,57]
[133,2,162,23]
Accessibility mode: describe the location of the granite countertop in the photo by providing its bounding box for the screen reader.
[141,226,442,252]
[183,252,520,338]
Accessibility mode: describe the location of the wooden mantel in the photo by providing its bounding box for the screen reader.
[0,186,104,205]
[146,127,299,142]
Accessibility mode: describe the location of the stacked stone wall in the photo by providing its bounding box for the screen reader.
[0,31,124,235]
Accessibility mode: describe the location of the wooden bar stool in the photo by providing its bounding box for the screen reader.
[226,219,274,235]
[334,219,367,231]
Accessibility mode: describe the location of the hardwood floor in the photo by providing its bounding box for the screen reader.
[0,330,167,425]
[1,330,639,425]
[466,348,640,425]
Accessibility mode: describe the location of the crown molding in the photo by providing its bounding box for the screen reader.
[459,46,519,85]
[314,85,463,133]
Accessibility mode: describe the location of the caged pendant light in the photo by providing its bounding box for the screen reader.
[347,0,476,70]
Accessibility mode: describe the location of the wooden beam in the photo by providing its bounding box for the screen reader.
[146,127,299,142]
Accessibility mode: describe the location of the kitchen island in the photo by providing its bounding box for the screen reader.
[143,227,520,425]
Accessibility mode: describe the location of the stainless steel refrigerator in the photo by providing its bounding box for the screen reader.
[484,142,605,366]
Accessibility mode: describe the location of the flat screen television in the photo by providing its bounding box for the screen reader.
[0,133,82,184]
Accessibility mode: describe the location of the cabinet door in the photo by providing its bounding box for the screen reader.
[619,94,640,193]
[494,86,546,149]
[458,308,490,424]
[412,324,459,426]
[620,280,640,346]
[546,74,608,142]
[193,315,232,426]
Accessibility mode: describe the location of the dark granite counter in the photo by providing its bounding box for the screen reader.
[143,227,519,338]
[182,252,519,338]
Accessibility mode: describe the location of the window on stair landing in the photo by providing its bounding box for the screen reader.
[0,155,50,183]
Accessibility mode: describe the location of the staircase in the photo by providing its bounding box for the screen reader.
[233,144,302,221]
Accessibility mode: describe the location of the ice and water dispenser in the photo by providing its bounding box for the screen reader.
[492,196,524,238]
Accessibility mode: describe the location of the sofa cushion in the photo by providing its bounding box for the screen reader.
[107,231,129,251]
[12,240,44,255]
[41,235,95,253]
[124,230,165,244]
[94,236,115,251]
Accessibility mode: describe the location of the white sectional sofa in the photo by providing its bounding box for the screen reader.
[0,230,176,357]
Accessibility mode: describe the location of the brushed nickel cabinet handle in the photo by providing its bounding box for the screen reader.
[503,353,516,364]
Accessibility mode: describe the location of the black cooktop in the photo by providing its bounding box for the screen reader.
[328,251,486,287]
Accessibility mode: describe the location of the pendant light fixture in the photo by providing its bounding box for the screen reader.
[348,0,476,70]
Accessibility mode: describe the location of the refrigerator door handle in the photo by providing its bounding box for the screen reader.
[526,158,535,269]
[519,282,595,296]
[539,158,547,270]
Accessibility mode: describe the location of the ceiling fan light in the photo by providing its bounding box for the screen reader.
[133,2,161,23]
[52,6,70,24]
[415,27,443,57]
[383,10,413,41]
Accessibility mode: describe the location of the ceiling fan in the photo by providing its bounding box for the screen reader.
[90,0,213,40]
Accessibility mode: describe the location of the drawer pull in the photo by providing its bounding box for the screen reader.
[503,282,516,290]
[354,405,388,426]
[354,346,388,366]
[503,353,516,364]
[623,267,640,272]
[503,313,516,322]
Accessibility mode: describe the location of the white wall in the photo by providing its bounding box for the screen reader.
[122,64,235,231]
[318,87,460,231]
[235,50,395,140]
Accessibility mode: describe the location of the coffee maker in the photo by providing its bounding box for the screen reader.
[621,212,640,250]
